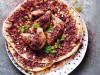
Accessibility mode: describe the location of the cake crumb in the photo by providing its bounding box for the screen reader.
[75,7,82,13]
[67,0,70,1]
[72,0,78,6]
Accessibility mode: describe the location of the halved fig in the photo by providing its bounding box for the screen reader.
[28,9,45,19]
[29,11,51,32]
[46,14,64,45]
[21,28,46,50]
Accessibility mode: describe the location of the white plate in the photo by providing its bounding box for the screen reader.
[6,15,88,75]
[5,2,88,75]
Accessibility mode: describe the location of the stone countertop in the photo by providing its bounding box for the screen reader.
[0,0,100,75]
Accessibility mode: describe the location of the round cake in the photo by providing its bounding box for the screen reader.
[3,0,83,74]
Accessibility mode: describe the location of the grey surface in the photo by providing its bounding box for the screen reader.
[0,0,100,75]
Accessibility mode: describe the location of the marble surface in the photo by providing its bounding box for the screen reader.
[0,0,100,75]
